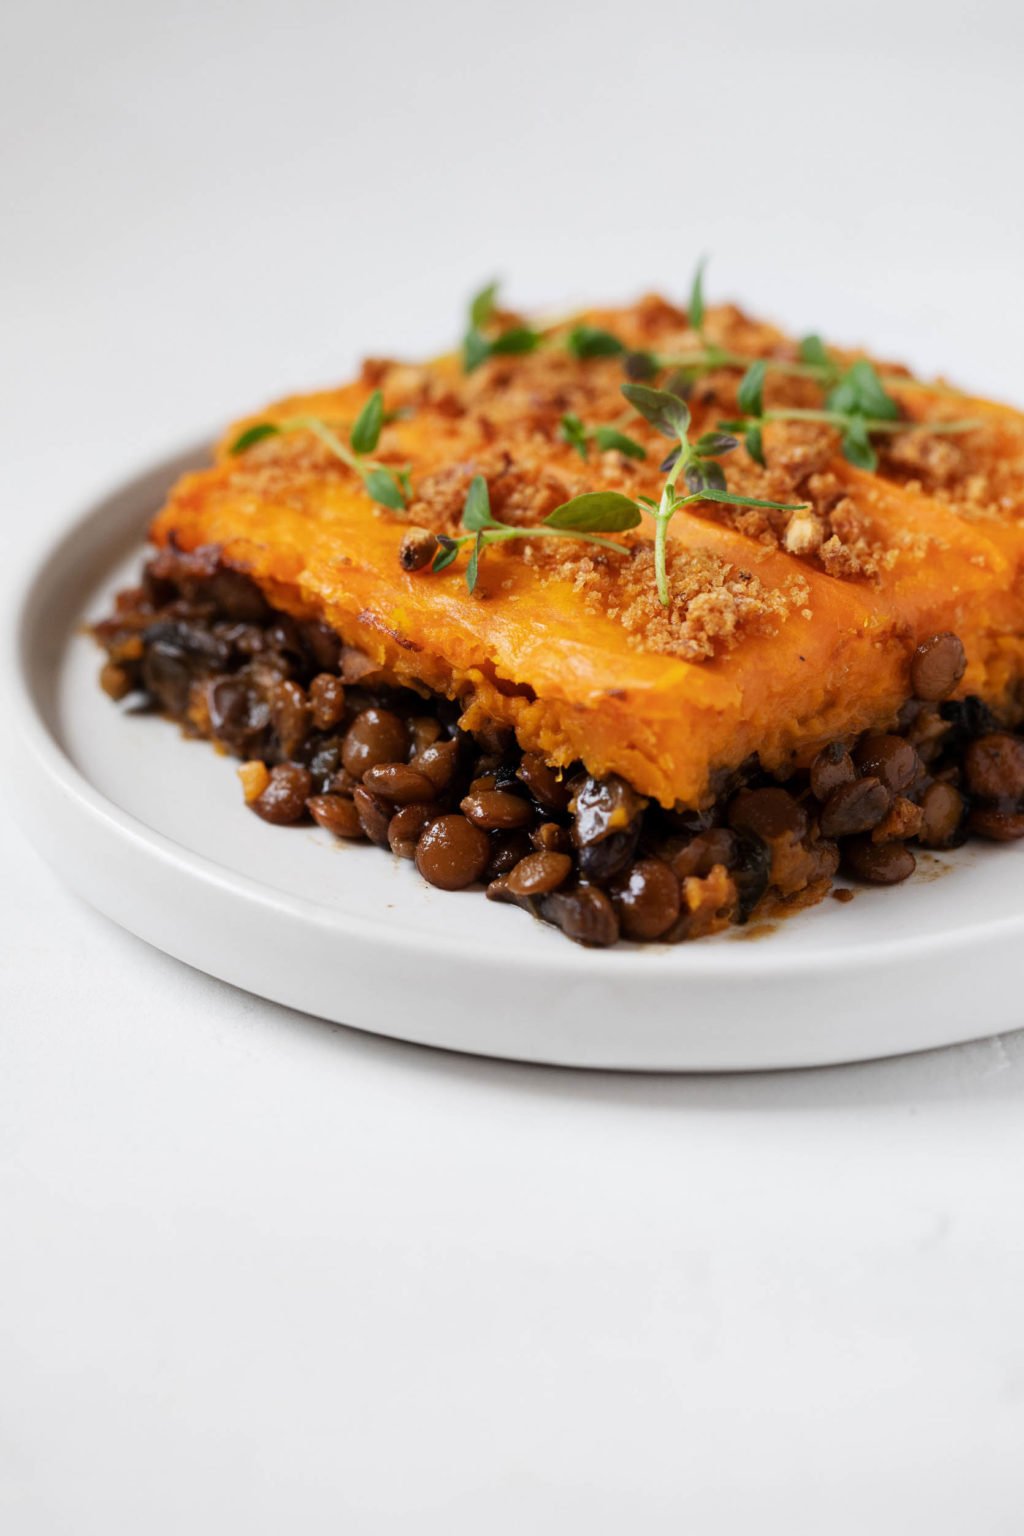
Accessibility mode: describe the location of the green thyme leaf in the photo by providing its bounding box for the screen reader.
[854,360,901,420]
[566,325,625,360]
[689,257,707,334]
[592,426,647,460]
[685,460,726,493]
[470,281,499,329]
[432,538,460,574]
[462,474,500,531]
[744,425,765,466]
[230,422,281,454]
[560,413,590,461]
[693,486,808,512]
[828,359,900,422]
[799,334,830,369]
[621,382,691,439]
[695,431,739,457]
[465,531,483,593]
[350,389,385,455]
[362,466,406,511]
[544,491,642,533]
[737,359,766,419]
[840,417,878,470]
[489,326,543,357]
[463,327,492,373]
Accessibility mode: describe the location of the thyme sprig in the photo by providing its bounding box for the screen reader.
[462,287,625,372]
[552,383,808,608]
[229,391,410,510]
[721,356,981,472]
[559,413,647,462]
[655,262,966,404]
[431,474,640,594]
[462,282,544,372]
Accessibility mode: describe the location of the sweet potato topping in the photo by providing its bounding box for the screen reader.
[144,294,1024,808]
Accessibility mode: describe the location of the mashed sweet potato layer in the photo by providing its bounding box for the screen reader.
[148,296,1024,808]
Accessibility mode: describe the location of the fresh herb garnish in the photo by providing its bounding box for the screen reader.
[552,383,807,608]
[621,383,805,604]
[462,281,544,373]
[429,475,639,593]
[653,259,969,407]
[229,391,410,510]
[470,281,499,328]
[722,356,980,473]
[559,412,647,462]
[798,333,835,377]
[349,388,385,454]
[462,284,632,371]
[566,325,626,360]
[688,258,707,340]
[229,422,280,454]
[594,426,647,458]
[827,358,900,421]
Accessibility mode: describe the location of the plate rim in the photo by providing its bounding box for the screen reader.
[5,438,1024,1069]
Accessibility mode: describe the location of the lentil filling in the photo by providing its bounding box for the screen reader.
[93,545,1024,947]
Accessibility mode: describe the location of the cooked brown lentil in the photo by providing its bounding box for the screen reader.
[917,781,967,849]
[809,741,856,802]
[911,633,967,702]
[309,673,346,731]
[485,830,534,879]
[387,803,434,858]
[614,858,681,941]
[531,822,571,853]
[461,789,535,831]
[506,850,573,898]
[842,837,917,884]
[251,763,312,825]
[92,549,1024,947]
[352,785,393,847]
[270,679,310,759]
[854,735,922,795]
[362,762,438,803]
[968,807,1024,841]
[670,827,738,879]
[408,716,443,755]
[539,884,620,947]
[728,787,805,842]
[964,733,1024,802]
[415,815,491,890]
[820,777,892,838]
[307,792,365,839]
[517,753,571,813]
[412,739,460,791]
[342,708,409,778]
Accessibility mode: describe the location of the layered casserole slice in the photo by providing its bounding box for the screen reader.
[94,290,1024,945]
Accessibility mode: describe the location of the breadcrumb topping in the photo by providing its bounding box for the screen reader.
[558,542,810,661]
[222,292,1023,663]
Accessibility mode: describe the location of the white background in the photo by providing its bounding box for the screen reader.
[3,1,1024,1529]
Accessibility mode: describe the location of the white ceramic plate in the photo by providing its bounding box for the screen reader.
[7,444,1024,1070]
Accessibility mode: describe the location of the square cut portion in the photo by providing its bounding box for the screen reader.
[146,297,1024,808]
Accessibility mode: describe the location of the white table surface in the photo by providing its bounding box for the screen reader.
[3,1,1024,1528]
